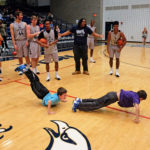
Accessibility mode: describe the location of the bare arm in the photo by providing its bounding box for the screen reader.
[92,32,104,38]
[27,25,40,39]
[49,39,58,46]
[10,23,16,47]
[134,103,140,123]
[107,32,111,54]
[59,30,72,37]
[0,34,3,41]
[117,32,127,53]
[48,100,55,114]
[120,32,127,48]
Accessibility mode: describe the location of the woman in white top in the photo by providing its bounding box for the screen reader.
[142,27,148,45]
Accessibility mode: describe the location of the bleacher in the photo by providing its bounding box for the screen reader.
[1,13,75,57]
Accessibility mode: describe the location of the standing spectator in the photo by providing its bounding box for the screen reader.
[0,19,9,52]
[10,11,30,75]
[59,18,103,75]
[87,20,96,63]
[142,27,148,45]
[37,19,61,81]
[55,25,60,33]
[27,15,41,74]
[8,13,15,24]
[107,21,126,77]
[47,12,53,21]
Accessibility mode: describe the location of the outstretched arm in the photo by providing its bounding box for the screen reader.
[48,100,55,114]
[59,30,72,37]
[134,103,140,123]
[92,32,104,38]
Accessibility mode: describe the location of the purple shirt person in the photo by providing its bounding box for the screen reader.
[72,89,147,124]
[118,89,140,107]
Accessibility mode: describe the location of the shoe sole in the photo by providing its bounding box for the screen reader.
[115,75,120,77]
[55,78,61,80]
[72,100,76,112]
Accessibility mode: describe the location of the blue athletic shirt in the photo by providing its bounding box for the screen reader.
[42,93,60,106]
[118,89,140,107]
[70,25,93,46]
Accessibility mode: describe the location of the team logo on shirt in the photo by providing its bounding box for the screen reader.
[0,124,13,139]
[44,120,91,150]
[76,29,85,37]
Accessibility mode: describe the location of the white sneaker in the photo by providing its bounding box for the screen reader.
[36,69,40,74]
[89,59,96,63]
[115,72,120,77]
[55,74,61,80]
[5,48,9,52]
[46,76,50,82]
[109,70,113,75]
[18,71,23,75]
[0,77,2,81]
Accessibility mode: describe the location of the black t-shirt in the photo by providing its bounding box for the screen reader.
[70,25,93,46]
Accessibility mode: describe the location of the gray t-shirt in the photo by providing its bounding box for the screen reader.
[38,29,58,54]
[13,21,27,41]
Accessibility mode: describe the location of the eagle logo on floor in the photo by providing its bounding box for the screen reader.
[44,120,91,150]
[0,124,13,139]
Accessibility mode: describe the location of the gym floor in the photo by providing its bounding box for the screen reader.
[0,44,150,150]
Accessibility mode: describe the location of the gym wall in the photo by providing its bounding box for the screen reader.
[51,0,103,33]
[103,0,150,42]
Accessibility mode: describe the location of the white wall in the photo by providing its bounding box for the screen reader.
[103,0,150,42]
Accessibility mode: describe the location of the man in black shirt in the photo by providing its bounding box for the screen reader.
[59,18,103,75]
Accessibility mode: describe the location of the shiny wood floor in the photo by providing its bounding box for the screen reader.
[0,43,150,150]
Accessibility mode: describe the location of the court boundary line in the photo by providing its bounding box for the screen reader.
[103,48,150,70]
[14,80,150,120]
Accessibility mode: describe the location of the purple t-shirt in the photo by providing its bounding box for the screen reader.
[118,89,140,107]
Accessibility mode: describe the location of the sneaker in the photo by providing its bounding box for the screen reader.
[18,71,23,75]
[72,100,79,112]
[83,71,90,75]
[55,74,61,80]
[5,48,9,52]
[89,59,96,63]
[115,72,120,77]
[0,77,2,81]
[15,64,26,72]
[36,70,40,74]
[74,97,82,103]
[72,71,81,75]
[36,68,40,74]
[46,76,50,82]
[109,70,113,75]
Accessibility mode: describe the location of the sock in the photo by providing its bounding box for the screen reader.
[32,68,36,73]
[27,64,30,68]
[116,69,119,73]
[47,72,50,78]
[55,71,58,76]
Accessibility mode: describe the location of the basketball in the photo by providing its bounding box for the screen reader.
[12,51,17,56]
[117,39,123,46]
[40,38,47,44]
